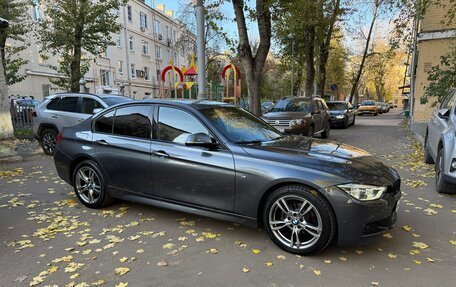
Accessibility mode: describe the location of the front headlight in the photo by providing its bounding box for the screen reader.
[337,183,386,201]
[335,115,345,119]
[289,119,305,127]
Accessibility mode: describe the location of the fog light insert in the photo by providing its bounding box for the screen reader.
[451,159,456,172]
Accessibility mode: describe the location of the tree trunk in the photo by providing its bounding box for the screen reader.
[349,0,380,103]
[70,2,85,92]
[303,26,315,97]
[316,0,340,98]
[232,0,271,116]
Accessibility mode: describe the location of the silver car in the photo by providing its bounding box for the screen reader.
[33,93,132,155]
[424,89,456,194]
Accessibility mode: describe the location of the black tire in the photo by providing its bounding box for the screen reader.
[73,160,114,208]
[263,185,336,255]
[40,128,58,156]
[343,117,348,129]
[321,122,330,139]
[435,149,456,194]
[423,132,434,164]
[307,125,314,137]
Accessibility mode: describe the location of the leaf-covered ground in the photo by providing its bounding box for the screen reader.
[0,110,455,287]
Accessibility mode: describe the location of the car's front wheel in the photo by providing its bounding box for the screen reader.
[321,122,330,138]
[435,149,456,194]
[263,185,336,255]
[73,160,113,208]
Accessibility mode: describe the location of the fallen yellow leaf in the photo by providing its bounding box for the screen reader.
[412,242,429,249]
[313,269,321,276]
[114,267,130,276]
[388,253,397,259]
[242,267,250,273]
[251,249,261,254]
[264,262,273,267]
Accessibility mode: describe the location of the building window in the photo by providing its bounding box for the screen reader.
[116,33,121,47]
[144,67,150,81]
[127,5,132,22]
[32,0,41,21]
[129,36,134,51]
[142,40,149,55]
[100,69,111,86]
[165,26,169,39]
[118,60,124,77]
[154,20,160,34]
[101,47,108,58]
[140,12,148,30]
[155,46,161,59]
[156,69,161,82]
[131,64,136,78]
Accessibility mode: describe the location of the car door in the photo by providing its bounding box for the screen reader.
[150,105,235,212]
[347,102,355,122]
[311,100,323,132]
[92,105,153,195]
[428,90,456,155]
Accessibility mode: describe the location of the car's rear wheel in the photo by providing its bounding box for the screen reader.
[73,160,113,208]
[321,122,330,138]
[263,185,335,255]
[40,128,58,155]
[423,132,434,164]
[435,149,456,194]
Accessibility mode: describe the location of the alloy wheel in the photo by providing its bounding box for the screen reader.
[42,132,56,154]
[75,166,102,204]
[268,195,322,250]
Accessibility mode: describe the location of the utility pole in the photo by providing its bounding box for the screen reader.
[196,0,207,99]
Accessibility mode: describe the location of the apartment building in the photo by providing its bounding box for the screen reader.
[410,0,456,134]
[7,0,196,103]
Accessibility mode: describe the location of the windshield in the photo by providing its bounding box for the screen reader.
[361,101,376,106]
[102,96,133,106]
[327,102,347,111]
[200,106,282,143]
[270,99,311,113]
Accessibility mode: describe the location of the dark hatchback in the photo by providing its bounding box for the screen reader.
[327,101,356,128]
[54,100,401,254]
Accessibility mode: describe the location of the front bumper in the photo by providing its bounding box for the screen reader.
[330,117,346,126]
[324,182,401,246]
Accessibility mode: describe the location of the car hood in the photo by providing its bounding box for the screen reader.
[240,136,399,186]
[329,110,346,115]
[262,112,311,119]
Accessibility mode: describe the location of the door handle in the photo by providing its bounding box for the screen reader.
[95,140,109,146]
[51,115,59,119]
[152,150,169,158]
[78,119,84,122]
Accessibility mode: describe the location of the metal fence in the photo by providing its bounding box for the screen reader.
[9,97,36,138]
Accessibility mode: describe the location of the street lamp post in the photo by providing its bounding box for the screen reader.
[196,0,207,99]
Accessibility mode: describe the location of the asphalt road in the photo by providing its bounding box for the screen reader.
[0,109,455,287]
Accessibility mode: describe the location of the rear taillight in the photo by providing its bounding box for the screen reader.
[56,133,63,144]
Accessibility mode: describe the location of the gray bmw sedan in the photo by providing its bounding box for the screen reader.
[54,100,401,254]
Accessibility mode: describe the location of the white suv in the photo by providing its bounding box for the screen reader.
[33,93,132,155]
[424,89,456,194]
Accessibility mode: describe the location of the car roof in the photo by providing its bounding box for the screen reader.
[113,99,235,109]
[53,92,129,99]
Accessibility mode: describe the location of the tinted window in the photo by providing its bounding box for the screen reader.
[56,97,79,112]
[46,98,60,110]
[81,98,104,114]
[113,106,151,139]
[327,102,346,110]
[102,96,133,106]
[158,107,209,144]
[270,99,311,113]
[361,101,376,106]
[94,110,115,133]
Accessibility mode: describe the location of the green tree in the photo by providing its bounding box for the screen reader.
[0,0,30,87]
[38,0,125,92]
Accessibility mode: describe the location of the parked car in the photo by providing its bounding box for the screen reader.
[261,101,274,114]
[387,101,394,109]
[54,100,401,254]
[381,102,390,113]
[33,93,133,155]
[326,101,356,128]
[424,89,456,194]
[261,97,331,138]
[358,100,378,116]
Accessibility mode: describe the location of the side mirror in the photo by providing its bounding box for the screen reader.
[185,133,218,149]
[438,108,450,120]
[93,108,103,114]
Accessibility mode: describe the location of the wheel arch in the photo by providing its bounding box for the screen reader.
[69,155,101,186]
[38,123,59,137]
